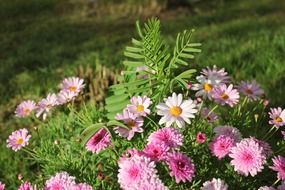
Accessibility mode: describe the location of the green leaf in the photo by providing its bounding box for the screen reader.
[80,123,105,145]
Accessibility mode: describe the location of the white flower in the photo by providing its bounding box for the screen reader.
[192,75,218,100]
[201,178,228,190]
[127,96,152,117]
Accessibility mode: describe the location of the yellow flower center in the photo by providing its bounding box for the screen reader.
[24,108,31,115]
[203,83,213,92]
[170,106,182,117]
[221,93,229,100]
[16,138,24,145]
[275,117,283,123]
[136,105,144,112]
[127,120,136,128]
[69,86,77,92]
[245,89,253,95]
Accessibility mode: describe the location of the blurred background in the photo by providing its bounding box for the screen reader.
[0,0,285,186]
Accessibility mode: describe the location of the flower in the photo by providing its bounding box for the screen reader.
[36,93,58,120]
[210,135,234,160]
[258,187,276,190]
[270,155,285,180]
[0,182,5,190]
[212,84,240,107]
[201,107,219,123]
[282,131,285,139]
[269,107,285,127]
[127,96,152,117]
[192,75,218,100]
[201,65,230,84]
[229,138,266,177]
[201,178,228,190]
[156,93,197,128]
[86,128,111,154]
[44,171,76,190]
[7,128,31,151]
[119,148,144,165]
[18,182,34,190]
[213,125,242,143]
[147,127,183,149]
[57,90,77,105]
[60,77,85,94]
[251,137,272,157]
[15,100,36,118]
[72,183,93,190]
[136,178,168,190]
[114,109,144,140]
[196,132,207,144]
[278,182,285,190]
[143,143,169,162]
[166,152,195,183]
[237,80,264,101]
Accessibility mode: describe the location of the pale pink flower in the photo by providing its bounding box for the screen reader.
[15,100,36,118]
[118,148,144,165]
[60,77,85,94]
[86,128,111,154]
[196,131,207,144]
[210,135,234,160]
[114,109,144,140]
[72,183,93,190]
[278,182,285,190]
[270,155,285,180]
[192,75,218,100]
[143,143,169,162]
[147,127,183,148]
[201,178,228,190]
[201,65,230,84]
[201,107,219,123]
[7,128,31,151]
[212,84,240,107]
[166,153,195,183]
[44,171,76,190]
[0,182,5,190]
[237,80,264,101]
[258,187,276,190]
[213,125,242,143]
[269,107,285,127]
[156,93,197,128]
[18,182,34,190]
[57,90,77,104]
[251,137,272,157]
[229,138,266,177]
[127,96,152,117]
[36,93,58,120]
[136,178,168,190]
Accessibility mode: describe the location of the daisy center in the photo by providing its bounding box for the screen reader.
[68,86,77,92]
[127,120,136,128]
[221,93,229,100]
[275,116,283,123]
[245,89,253,95]
[170,106,182,117]
[204,83,213,92]
[136,105,144,112]
[24,108,31,114]
[16,138,24,145]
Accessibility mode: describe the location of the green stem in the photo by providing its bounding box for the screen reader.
[263,125,277,140]
[271,178,280,186]
[207,105,218,117]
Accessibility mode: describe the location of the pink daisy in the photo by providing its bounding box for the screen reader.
[7,128,31,151]
[127,96,152,117]
[213,125,242,143]
[270,155,285,180]
[166,152,195,183]
[143,143,169,162]
[196,131,207,144]
[72,183,93,190]
[86,128,111,154]
[212,84,240,107]
[114,109,144,140]
[201,65,231,84]
[15,100,36,118]
[201,178,228,190]
[269,107,285,127]
[36,93,58,120]
[44,171,76,190]
[237,80,264,101]
[60,77,85,94]
[147,127,183,149]
[18,182,34,190]
[229,138,266,177]
[210,135,235,160]
[57,90,77,105]
[0,182,5,190]
[201,107,219,123]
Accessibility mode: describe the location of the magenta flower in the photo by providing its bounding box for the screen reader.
[201,65,231,84]
[127,96,152,117]
[196,132,207,144]
[166,153,195,183]
[213,125,242,143]
[237,80,264,101]
[86,128,111,154]
[147,127,183,149]
[201,107,219,123]
[18,182,34,190]
[212,84,240,107]
[270,155,285,180]
[44,171,76,190]
[269,107,285,127]
[15,100,36,118]
[114,109,144,140]
[0,182,5,190]
[210,135,235,160]
[201,178,228,190]
[143,143,169,162]
[60,77,85,94]
[7,128,31,151]
[57,90,77,105]
[72,183,93,190]
[36,93,58,120]
[229,138,266,177]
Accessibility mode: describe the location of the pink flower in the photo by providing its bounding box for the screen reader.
[72,183,93,190]
[196,132,207,144]
[212,84,239,107]
[15,100,36,118]
[201,178,228,190]
[201,108,219,123]
[143,143,169,161]
[258,187,276,190]
[36,93,58,120]
[278,182,285,190]
[57,90,77,105]
[86,128,111,154]
[237,80,264,101]
[0,182,5,190]
[166,153,195,183]
[213,125,242,143]
[118,148,144,165]
[60,77,85,94]
[147,127,183,149]
[282,131,285,139]
[115,109,144,140]
[251,137,272,157]
[210,135,234,160]
[270,155,285,180]
[18,182,34,190]
[44,171,76,190]
[229,138,266,177]
[7,128,31,151]
[127,96,152,117]
[269,107,285,127]
[136,178,168,190]
[201,65,230,84]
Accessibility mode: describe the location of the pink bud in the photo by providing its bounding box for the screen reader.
[196,131,207,144]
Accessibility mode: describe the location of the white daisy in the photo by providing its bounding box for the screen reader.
[192,75,218,100]
[127,96,152,117]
